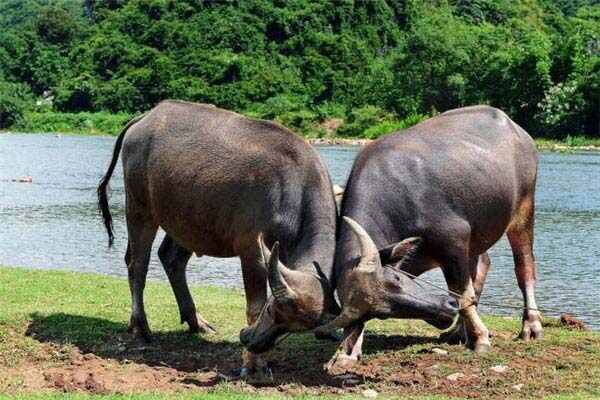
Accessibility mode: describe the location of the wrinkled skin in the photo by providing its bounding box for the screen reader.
[323,106,542,372]
[97,100,338,378]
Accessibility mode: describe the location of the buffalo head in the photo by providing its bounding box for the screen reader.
[240,235,339,353]
[315,217,458,335]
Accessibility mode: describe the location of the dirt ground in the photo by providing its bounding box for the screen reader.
[2,317,599,399]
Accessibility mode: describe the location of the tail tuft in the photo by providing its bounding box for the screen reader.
[97,176,114,247]
[97,113,146,247]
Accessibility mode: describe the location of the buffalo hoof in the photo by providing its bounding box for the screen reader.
[238,351,272,384]
[128,316,152,343]
[239,365,273,384]
[473,341,492,353]
[519,314,543,341]
[186,313,216,334]
[325,351,358,375]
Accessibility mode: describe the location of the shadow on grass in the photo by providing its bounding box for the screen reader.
[25,312,441,387]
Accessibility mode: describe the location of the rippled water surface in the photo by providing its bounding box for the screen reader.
[1,133,599,328]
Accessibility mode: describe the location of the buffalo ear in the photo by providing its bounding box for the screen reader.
[378,237,422,265]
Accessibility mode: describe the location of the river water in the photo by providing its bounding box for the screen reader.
[1,133,599,329]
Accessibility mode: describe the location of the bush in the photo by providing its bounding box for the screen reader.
[0,95,23,129]
[54,74,97,112]
[336,105,391,137]
[0,81,28,129]
[247,94,309,120]
[536,81,586,137]
[35,6,79,45]
[275,109,318,135]
[363,114,428,139]
[16,111,132,135]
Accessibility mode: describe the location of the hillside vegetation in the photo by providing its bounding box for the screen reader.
[0,0,599,139]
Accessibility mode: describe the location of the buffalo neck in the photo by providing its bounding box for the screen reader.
[282,182,337,283]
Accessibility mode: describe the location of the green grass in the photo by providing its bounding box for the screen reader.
[1,266,599,398]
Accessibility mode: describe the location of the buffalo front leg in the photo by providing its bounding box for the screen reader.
[158,235,215,334]
[239,252,269,378]
[325,323,365,375]
[507,198,543,340]
[125,212,158,342]
[441,252,491,344]
[442,251,491,352]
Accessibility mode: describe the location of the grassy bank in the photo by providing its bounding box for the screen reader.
[4,111,600,152]
[1,266,599,399]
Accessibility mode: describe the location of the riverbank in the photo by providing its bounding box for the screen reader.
[4,111,600,152]
[1,266,599,399]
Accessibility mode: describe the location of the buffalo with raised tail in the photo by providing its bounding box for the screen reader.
[97,100,339,378]
[318,106,541,372]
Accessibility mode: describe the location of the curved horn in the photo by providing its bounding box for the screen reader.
[258,235,296,303]
[343,217,380,272]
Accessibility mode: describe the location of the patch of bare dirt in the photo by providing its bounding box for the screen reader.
[3,347,228,394]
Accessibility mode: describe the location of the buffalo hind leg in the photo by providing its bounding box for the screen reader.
[441,252,491,344]
[507,197,543,340]
[125,212,157,342]
[239,250,270,379]
[158,235,215,334]
[442,250,491,352]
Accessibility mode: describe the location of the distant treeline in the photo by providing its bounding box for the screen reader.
[0,0,599,138]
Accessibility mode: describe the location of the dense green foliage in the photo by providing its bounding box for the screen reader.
[0,0,598,138]
[15,110,133,135]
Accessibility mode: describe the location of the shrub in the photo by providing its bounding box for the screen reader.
[363,113,428,139]
[336,105,391,137]
[275,109,318,135]
[247,94,308,120]
[35,5,79,45]
[54,74,97,112]
[536,81,586,137]
[17,111,132,135]
[0,81,28,129]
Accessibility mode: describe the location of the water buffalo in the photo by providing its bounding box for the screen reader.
[317,105,541,371]
[97,100,340,376]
